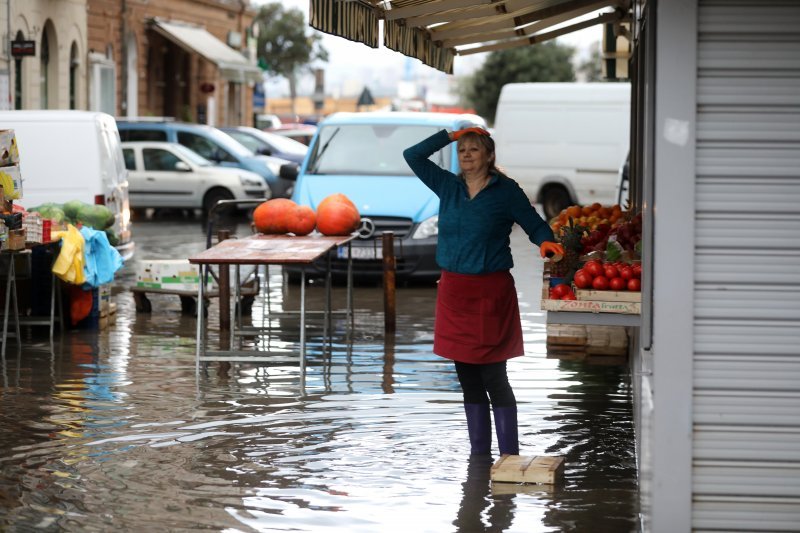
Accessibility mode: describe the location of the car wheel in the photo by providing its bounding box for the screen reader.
[542,185,572,220]
[203,188,235,216]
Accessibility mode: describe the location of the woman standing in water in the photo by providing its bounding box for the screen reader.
[403,126,563,456]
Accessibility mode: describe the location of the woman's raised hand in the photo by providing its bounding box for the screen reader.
[450,127,490,141]
[539,241,565,259]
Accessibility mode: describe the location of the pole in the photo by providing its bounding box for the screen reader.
[382,232,396,333]
[217,229,231,376]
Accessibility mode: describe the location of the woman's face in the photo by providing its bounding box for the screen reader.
[457,139,493,175]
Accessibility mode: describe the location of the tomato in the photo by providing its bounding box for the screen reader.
[551,283,570,299]
[609,277,626,291]
[584,260,603,278]
[561,292,577,300]
[632,264,642,279]
[592,275,609,290]
[619,266,633,280]
[573,269,592,289]
[627,278,641,291]
[603,264,619,279]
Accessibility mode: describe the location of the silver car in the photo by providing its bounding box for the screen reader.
[121,141,268,214]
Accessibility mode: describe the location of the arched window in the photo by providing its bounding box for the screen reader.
[70,42,79,109]
[13,31,23,109]
[40,31,49,108]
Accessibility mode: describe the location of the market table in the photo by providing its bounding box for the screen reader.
[188,233,356,378]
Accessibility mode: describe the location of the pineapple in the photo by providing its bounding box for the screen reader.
[550,217,586,279]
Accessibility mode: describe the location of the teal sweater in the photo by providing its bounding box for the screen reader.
[403,130,554,275]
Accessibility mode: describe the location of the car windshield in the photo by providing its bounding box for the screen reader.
[306,124,449,175]
[172,143,213,166]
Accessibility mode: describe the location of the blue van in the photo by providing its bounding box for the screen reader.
[116,120,296,198]
[291,111,487,282]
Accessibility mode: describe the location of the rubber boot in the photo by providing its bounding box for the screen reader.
[464,403,492,455]
[493,405,519,456]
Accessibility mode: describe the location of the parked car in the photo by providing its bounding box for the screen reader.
[121,141,268,214]
[221,126,308,165]
[267,123,318,146]
[287,111,487,283]
[0,110,135,260]
[116,120,297,198]
[254,113,282,130]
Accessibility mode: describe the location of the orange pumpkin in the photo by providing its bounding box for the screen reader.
[316,193,360,236]
[252,198,297,234]
[287,205,317,236]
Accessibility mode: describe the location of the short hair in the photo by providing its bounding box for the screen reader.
[456,131,505,177]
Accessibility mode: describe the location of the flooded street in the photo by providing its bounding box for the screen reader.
[1,216,638,532]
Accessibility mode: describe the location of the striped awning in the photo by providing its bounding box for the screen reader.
[309,0,631,74]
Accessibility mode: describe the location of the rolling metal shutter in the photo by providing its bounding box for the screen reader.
[694,1,800,530]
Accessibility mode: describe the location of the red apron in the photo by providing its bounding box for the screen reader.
[434,270,524,364]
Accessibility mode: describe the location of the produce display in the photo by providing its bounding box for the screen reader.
[543,203,644,315]
[28,200,119,244]
[573,260,641,292]
[252,193,360,237]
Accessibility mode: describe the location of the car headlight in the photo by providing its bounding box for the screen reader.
[239,175,263,187]
[411,215,438,239]
[265,160,282,177]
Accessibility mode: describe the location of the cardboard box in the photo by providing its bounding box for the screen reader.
[0,129,20,166]
[0,163,23,199]
[136,259,213,292]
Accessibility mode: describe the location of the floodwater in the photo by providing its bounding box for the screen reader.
[0,215,638,532]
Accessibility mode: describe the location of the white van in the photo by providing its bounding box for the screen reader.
[494,82,630,219]
[0,110,134,260]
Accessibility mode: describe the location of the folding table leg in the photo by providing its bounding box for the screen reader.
[300,267,306,379]
[2,256,20,359]
[195,263,205,380]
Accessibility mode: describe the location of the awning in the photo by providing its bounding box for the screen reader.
[310,0,632,74]
[150,19,262,83]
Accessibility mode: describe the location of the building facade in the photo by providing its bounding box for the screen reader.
[0,0,259,126]
[0,0,88,111]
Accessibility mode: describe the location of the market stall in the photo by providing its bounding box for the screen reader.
[540,202,643,358]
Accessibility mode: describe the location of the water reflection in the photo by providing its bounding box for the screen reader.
[0,217,637,531]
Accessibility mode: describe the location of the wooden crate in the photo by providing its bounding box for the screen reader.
[546,323,587,346]
[490,455,565,484]
[585,325,628,356]
[540,274,641,315]
[576,289,641,303]
[541,297,640,314]
[98,302,117,330]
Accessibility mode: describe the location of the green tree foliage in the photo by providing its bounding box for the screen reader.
[460,42,575,124]
[254,3,328,110]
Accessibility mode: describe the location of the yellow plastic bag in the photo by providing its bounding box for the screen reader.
[52,224,86,285]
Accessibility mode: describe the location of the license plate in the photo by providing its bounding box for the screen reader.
[337,245,381,260]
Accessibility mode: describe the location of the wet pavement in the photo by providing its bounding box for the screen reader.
[0,214,638,532]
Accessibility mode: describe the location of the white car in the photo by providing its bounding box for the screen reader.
[121,141,269,214]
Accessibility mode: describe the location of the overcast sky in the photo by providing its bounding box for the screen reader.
[252,0,603,97]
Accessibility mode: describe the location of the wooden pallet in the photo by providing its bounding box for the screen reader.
[490,455,565,484]
[547,324,629,359]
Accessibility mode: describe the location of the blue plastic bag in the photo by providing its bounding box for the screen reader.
[79,226,123,288]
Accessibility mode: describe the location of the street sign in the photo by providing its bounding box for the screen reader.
[253,82,265,109]
[357,87,375,107]
[10,40,35,57]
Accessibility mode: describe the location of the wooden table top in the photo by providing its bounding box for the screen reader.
[188,233,356,265]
